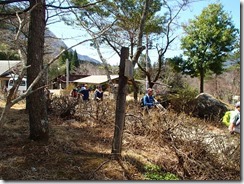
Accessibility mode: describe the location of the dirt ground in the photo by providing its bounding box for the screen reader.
[0,100,158,180]
[0,99,241,180]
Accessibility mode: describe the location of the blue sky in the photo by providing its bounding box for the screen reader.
[47,0,241,65]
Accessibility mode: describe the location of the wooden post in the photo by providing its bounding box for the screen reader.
[66,59,69,89]
[111,47,129,158]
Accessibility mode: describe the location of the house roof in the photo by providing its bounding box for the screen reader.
[0,60,22,76]
[74,75,119,84]
[55,74,90,83]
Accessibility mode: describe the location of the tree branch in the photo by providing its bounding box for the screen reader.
[0,0,27,4]
[46,0,105,10]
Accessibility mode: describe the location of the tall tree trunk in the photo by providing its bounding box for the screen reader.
[132,79,139,101]
[215,74,218,97]
[200,70,204,93]
[26,0,49,142]
[131,0,150,101]
[111,47,129,158]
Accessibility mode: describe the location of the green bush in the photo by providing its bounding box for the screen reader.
[169,83,198,113]
[144,164,179,180]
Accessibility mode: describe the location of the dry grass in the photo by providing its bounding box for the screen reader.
[0,98,240,180]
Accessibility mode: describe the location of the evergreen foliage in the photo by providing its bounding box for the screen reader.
[58,49,80,74]
[180,3,238,93]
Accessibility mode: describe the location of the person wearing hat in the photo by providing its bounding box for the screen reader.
[228,101,240,134]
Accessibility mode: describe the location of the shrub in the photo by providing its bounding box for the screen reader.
[168,83,198,113]
[144,164,179,180]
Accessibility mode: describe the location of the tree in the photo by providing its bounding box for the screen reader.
[0,43,20,60]
[71,50,79,68]
[0,1,104,143]
[137,0,191,89]
[225,36,240,97]
[58,49,80,74]
[68,0,198,100]
[26,0,49,142]
[68,0,163,99]
[0,3,27,60]
[180,3,238,93]
[0,1,50,141]
[227,36,240,65]
[0,0,101,121]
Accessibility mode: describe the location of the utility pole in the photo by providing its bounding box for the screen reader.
[66,59,69,89]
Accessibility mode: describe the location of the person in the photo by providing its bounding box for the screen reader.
[94,85,103,101]
[70,86,78,98]
[143,88,157,109]
[142,88,166,113]
[228,101,240,134]
[79,84,90,101]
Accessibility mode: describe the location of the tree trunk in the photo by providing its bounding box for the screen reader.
[111,47,129,158]
[26,0,49,142]
[132,79,139,101]
[200,70,204,93]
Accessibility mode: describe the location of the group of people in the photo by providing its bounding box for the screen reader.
[70,84,103,101]
[71,84,240,134]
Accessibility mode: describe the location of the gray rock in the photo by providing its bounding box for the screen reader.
[192,93,231,121]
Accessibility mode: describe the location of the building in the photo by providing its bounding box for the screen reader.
[0,60,22,91]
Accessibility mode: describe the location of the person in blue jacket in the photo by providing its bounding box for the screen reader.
[79,84,90,101]
[143,88,156,109]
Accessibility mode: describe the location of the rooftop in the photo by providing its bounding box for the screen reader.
[0,60,22,77]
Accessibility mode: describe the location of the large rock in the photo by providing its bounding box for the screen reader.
[192,93,231,121]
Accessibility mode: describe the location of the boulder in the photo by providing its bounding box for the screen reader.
[192,93,231,121]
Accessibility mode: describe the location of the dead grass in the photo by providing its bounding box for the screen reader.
[0,98,240,180]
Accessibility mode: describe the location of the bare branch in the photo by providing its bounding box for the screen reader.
[0,0,27,4]
[46,0,105,10]
[68,6,119,92]
[131,0,150,66]
[0,9,113,125]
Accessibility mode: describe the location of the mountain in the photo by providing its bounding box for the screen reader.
[223,59,239,68]
[45,29,101,64]
[77,53,101,65]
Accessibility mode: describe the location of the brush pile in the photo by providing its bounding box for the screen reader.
[0,97,240,180]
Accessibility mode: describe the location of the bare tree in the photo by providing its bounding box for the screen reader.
[67,0,153,100]
[137,0,197,89]
[67,0,200,100]
[0,0,105,142]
